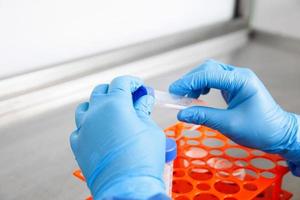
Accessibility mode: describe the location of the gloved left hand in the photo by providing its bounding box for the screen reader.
[169,59,300,176]
[70,76,166,199]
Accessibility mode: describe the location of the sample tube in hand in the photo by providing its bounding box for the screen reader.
[132,86,207,110]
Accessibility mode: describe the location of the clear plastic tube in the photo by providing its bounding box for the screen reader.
[164,161,174,196]
[164,138,177,196]
[153,89,207,110]
[132,86,207,110]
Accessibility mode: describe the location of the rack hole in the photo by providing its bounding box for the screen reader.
[174,157,189,168]
[165,130,175,136]
[205,131,217,136]
[172,180,193,194]
[197,183,211,191]
[187,140,200,146]
[188,168,213,180]
[251,150,265,156]
[217,171,230,178]
[194,193,219,200]
[214,180,240,194]
[277,160,288,167]
[202,138,224,148]
[185,147,208,158]
[173,170,185,177]
[225,148,249,158]
[210,149,223,156]
[191,159,205,166]
[251,158,275,170]
[261,171,276,179]
[232,168,258,181]
[234,160,248,167]
[244,183,258,191]
[207,157,233,169]
[183,130,201,138]
[255,192,265,198]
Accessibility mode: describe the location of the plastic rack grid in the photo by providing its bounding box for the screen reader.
[73,123,292,200]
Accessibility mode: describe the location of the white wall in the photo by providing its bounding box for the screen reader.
[251,0,300,39]
[0,0,234,79]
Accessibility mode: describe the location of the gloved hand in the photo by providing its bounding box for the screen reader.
[169,59,300,173]
[70,76,166,199]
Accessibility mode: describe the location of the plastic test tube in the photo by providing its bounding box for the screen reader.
[132,87,179,196]
[132,86,207,110]
[132,85,204,134]
[164,138,177,196]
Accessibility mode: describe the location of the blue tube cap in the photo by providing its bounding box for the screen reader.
[132,85,154,103]
[165,138,177,163]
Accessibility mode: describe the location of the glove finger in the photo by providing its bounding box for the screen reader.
[108,75,143,96]
[90,84,109,104]
[70,130,79,153]
[75,102,89,128]
[169,59,235,96]
[187,89,202,98]
[221,90,231,104]
[187,88,210,98]
[169,69,240,97]
[134,95,155,120]
[202,87,210,95]
[178,106,228,132]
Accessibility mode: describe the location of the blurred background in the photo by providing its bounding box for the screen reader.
[0,0,299,199]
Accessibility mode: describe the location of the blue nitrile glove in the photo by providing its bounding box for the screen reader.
[70,76,167,199]
[169,59,300,176]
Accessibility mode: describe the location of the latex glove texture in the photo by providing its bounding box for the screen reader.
[70,76,166,199]
[169,59,300,166]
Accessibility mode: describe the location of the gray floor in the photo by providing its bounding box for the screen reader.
[0,38,300,200]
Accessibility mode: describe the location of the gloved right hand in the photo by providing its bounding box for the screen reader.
[169,59,300,175]
[70,76,167,199]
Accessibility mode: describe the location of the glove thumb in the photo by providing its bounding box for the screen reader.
[178,106,228,132]
[134,95,155,119]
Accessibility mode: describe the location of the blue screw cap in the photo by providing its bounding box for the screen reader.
[132,85,154,103]
[165,138,177,163]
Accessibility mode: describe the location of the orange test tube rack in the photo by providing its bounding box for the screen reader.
[73,123,292,200]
